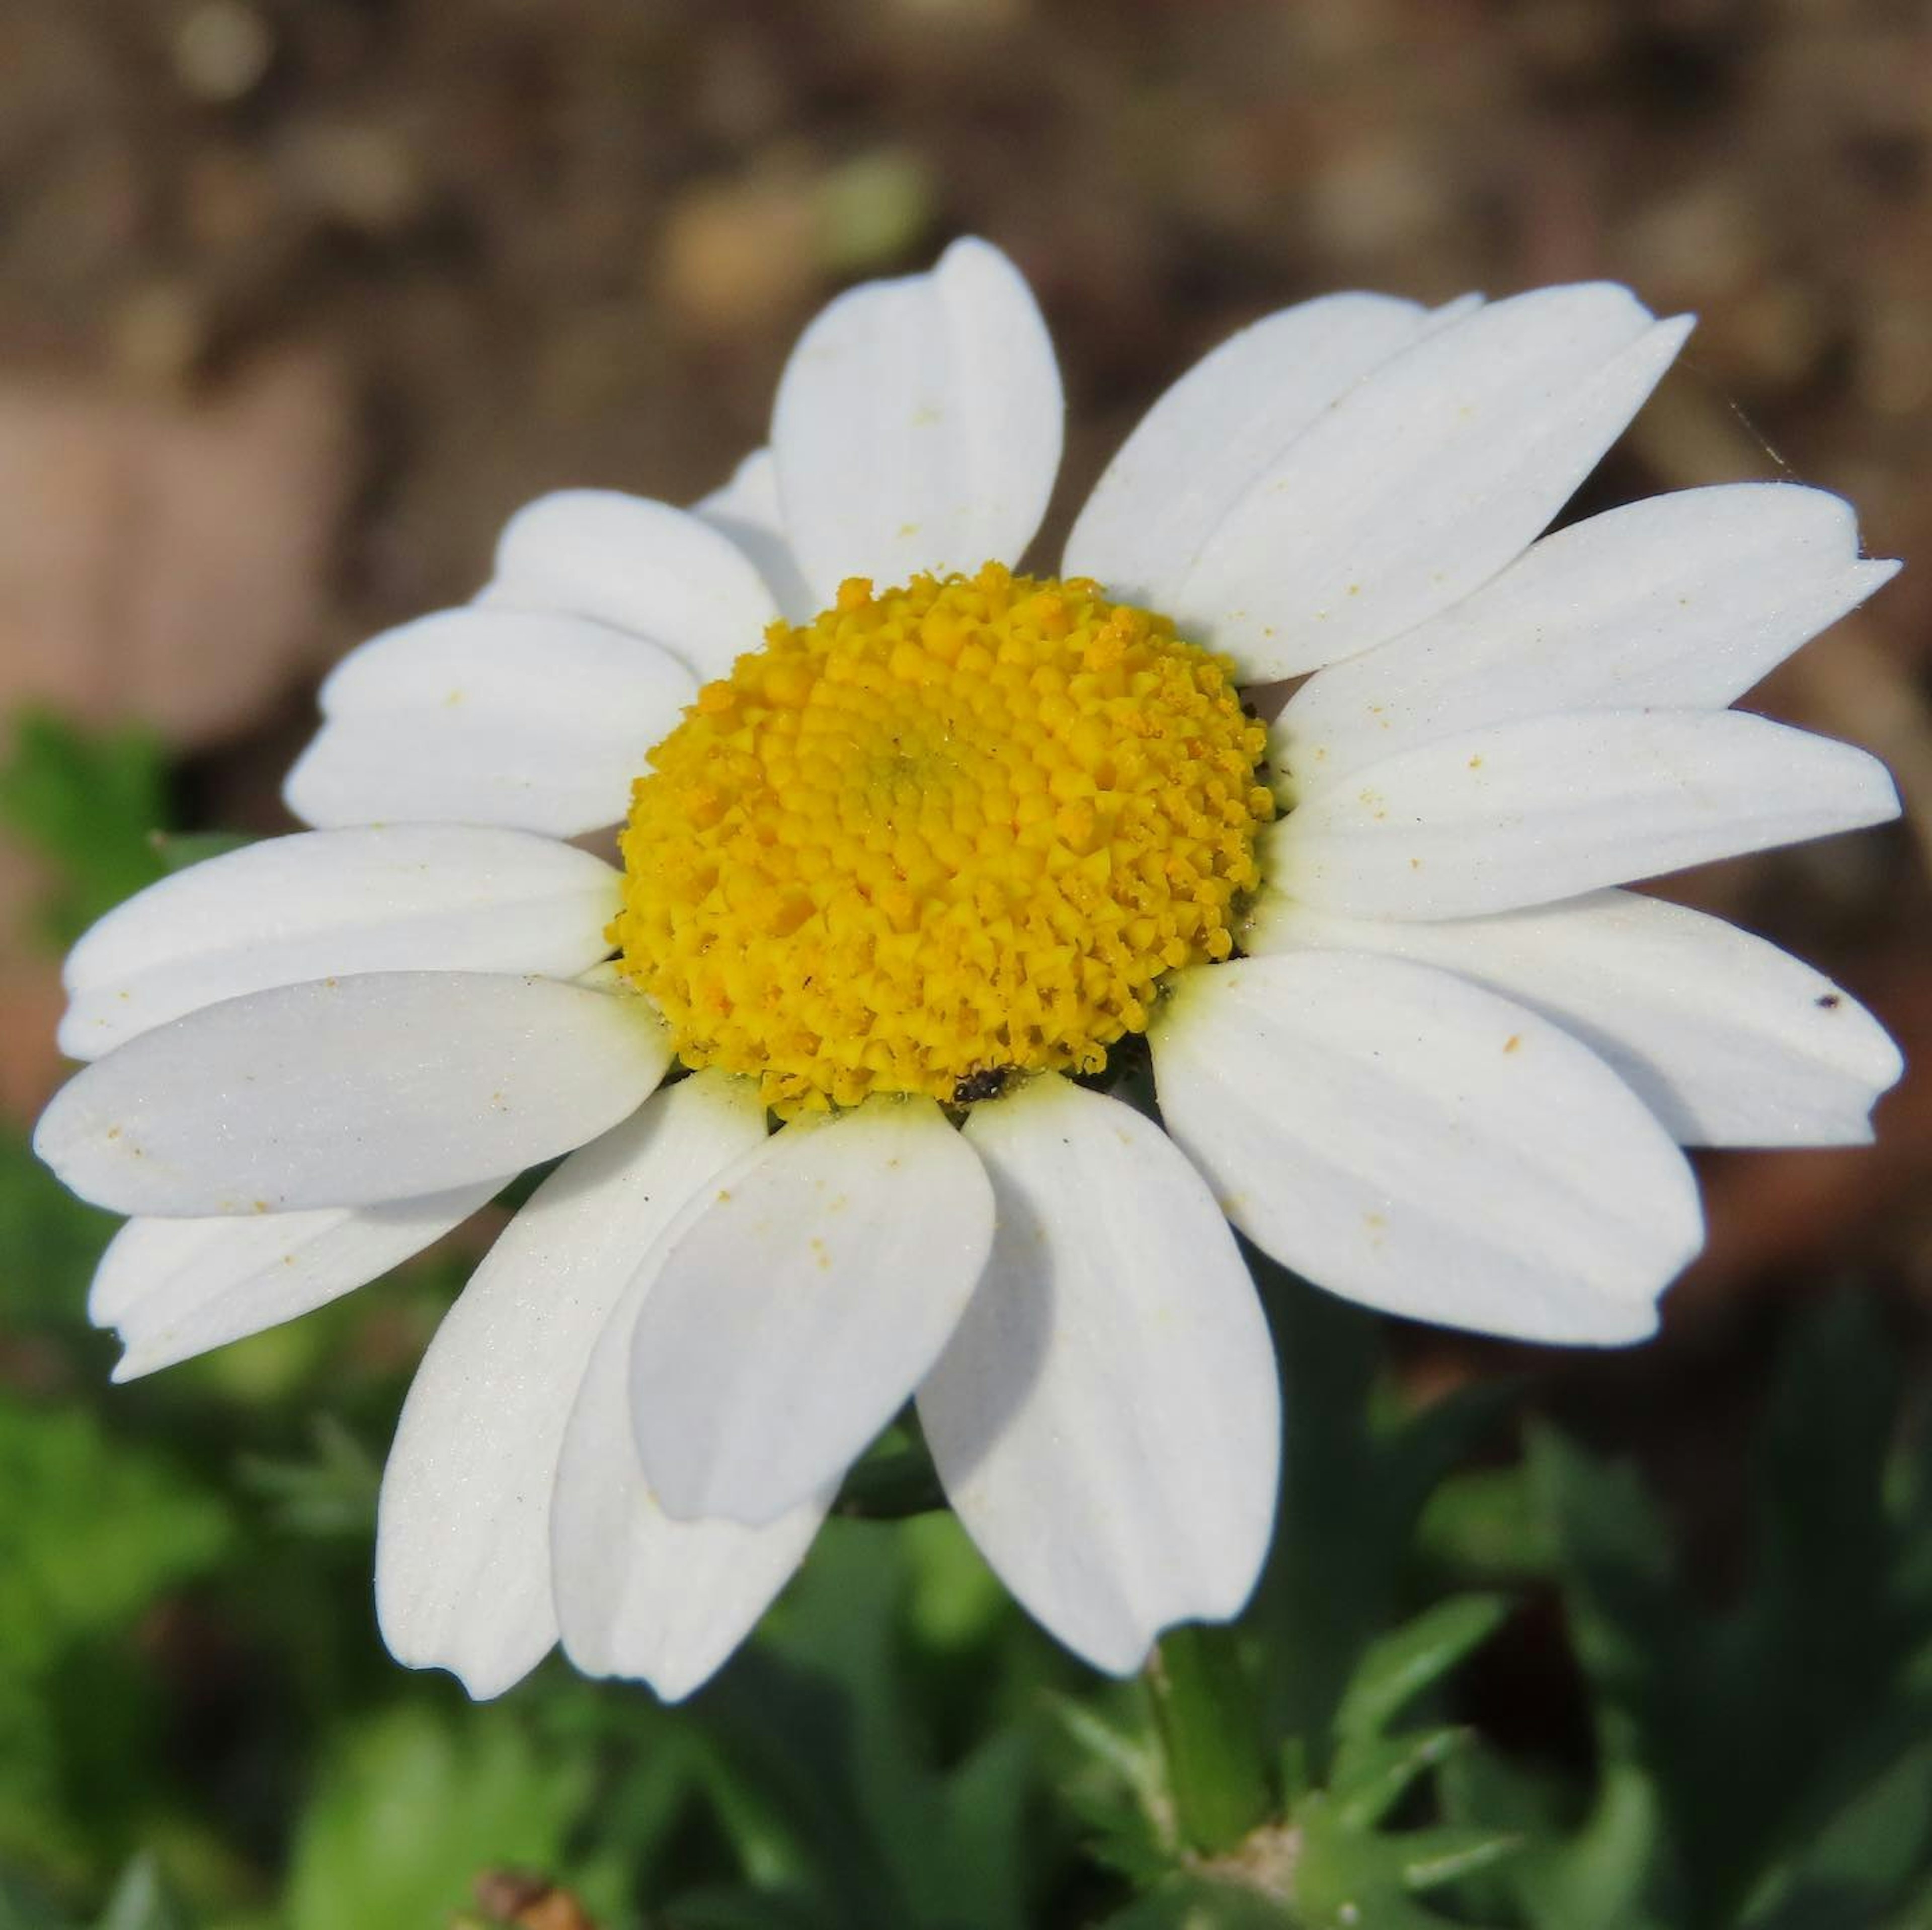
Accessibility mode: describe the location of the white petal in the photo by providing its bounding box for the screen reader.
[60,826,620,1060]
[480,489,780,683]
[549,1105,827,1700]
[376,1073,767,1701]
[918,1075,1278,1675]
[1062,293,1468,607]
[1281,485,1899,787]
[1153,953,1703,1344]
[628,1096,995,1526]
[772,237,1063,605]
[1245,890,1903,1149]
[90,1184,500,1381]
[694,449,819,624]
[283,608,695,838]
[1171,287,1691,679]
[35,972,672,1216]
[1270,709,1900,921]
[555,1366,828,1700]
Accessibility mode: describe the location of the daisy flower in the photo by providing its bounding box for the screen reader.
[35,240,1902,1702]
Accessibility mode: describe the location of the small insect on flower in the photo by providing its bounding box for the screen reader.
[35,240,1903,1703]
[952,1068,1013,1107]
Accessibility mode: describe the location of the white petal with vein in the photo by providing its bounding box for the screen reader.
[1270,710,1900,921]
[283,608,694,837]
[1245,891,1903,1148]
[481,489,780,683]
[919,1075,1278,1674]
[695,449,818,623]
[91,1183,501,1381]
[629,1096,996,1526]
[1281,484,1898,787]
[773,237,1062,604]
[377,1073,767,1701]
[1063,292,1466,609]
[1172,286,1689,679]
[1153,953,1703,1343]
[35,972,672,1215]
[60,827,620,1060]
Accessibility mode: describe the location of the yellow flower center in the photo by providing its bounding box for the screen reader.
[614,562,1273,1116]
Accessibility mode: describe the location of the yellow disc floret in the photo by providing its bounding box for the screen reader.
[614,562,1273,1115]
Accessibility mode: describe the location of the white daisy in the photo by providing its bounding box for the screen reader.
[35,240,1902,1703]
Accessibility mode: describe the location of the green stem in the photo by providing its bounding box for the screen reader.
[1146,1625,1274,1858]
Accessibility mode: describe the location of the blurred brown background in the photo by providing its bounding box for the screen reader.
[1,0,1927,1387]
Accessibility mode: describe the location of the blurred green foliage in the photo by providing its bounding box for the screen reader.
[0,714,171,945]
[2,719,1929,1927]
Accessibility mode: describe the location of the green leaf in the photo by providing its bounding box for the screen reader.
[1509,1299,1932,1929]
[1508,1762,1675,1930]
[697,1518,1044,1929]
[657,1887,831,1930]
[1524,1424,1676,1761]
[284,1702,591,1930]
[1390,1825,1522,1894]
[0,1395,233,1674]
[1242,1256,1513,1770]
[234,1416,381,1540]
[0,1131,118,1326]
[898,1510,1009,1651]
[0,713,171,943]
[1100,1873,1293,1929]
[1047,1692,1176,1886]
[1739,1736,1932,1928]
[1332,1597,1510,1743]
[1415,1466,1557,1583]
[1292,1790,1514,1930]
[1330,1729,1470,1831]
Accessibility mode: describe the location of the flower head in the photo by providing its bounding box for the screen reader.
[35,240,1902,1700]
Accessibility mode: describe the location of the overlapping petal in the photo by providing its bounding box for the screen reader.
[920,1076,1278,1673]
[628,1096,996,1526]
[284,608,695,837]
[1280,484,1898,788]
[1245,891,1902,1148]
[1063,292,1473,609]
[773,237,1062,604]
[1153,952,1703,1343]
[480,488,780,683]
[550,1108,830,1698]
[1268,710,1900,921]
[1163,285,1691,680]
[554,1332,829,1700]
[60,826,620,1060]
[376,1073,767,1700]
[90,1183,501,1382]
[694,449,818,624]
[36,971,672,1216]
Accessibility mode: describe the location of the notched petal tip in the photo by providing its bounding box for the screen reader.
[377,1624,545,1704]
